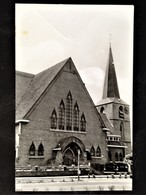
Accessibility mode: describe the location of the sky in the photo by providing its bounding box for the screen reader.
[15,4,134,108]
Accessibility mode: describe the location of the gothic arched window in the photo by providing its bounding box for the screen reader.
[119,106,124,119]
[108,150,112,161]
[58,100,65,130]
[120,122,124,140]
[100,106,105,113]
[90,146,95,156]
[115,152,119,161]
[29,142,36,156]
[73,102,79,131]
[66,91,72,130]
[38,143,44,156]
[80,113,86,131]
[50,109,57,129]
[119,152,123,161]
[96,146,101,157]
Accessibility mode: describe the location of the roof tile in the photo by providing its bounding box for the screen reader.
[16,58,70,120]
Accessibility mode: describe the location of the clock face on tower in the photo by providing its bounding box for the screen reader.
[124,107,129,114]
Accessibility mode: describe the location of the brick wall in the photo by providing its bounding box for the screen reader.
[17,62,108,166]
[96,101,131,155]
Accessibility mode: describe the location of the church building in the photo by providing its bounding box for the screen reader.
[15,46,131,170]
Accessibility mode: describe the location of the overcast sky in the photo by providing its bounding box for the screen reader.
[15,4,133,108]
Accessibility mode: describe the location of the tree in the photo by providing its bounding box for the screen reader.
[124,153,133,174]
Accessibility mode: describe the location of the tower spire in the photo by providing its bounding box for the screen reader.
[102,45,120,99]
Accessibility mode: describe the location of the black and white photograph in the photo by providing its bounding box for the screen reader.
[15,4,133,192]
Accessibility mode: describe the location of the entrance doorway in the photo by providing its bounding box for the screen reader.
[63,142,82,166]
[63,148,74,166]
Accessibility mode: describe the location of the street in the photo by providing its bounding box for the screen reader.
[16,175,132,191]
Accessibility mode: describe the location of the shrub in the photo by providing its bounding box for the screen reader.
[108,185,115,191]
[32,188,38,191]
[122,185,126,191]
[99,186,104,191]
[84,186,89,191]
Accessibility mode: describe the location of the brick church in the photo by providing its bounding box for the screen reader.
[15,46,131,169]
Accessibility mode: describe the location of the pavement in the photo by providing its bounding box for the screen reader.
[15,175,132,191]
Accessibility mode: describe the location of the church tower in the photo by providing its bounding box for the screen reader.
[96,45,131,154]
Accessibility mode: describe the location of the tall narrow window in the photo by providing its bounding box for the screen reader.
[38,143,44,156]
[73,102,79,131]
[120,122,124,140]
[115,152,119,161]
[100,106,105,113]
[80,113,86,131]
[119,152,123,161]
[58,100,65,130]
[108,150,112,161]
[90,146,95,156]
[29,142,36,156]
[119,106,124,119]
[66,91,72,130]
[50,109,57,129]
[96,146,101,157]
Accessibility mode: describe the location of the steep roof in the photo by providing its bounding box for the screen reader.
[108,141,126,147]
[97,45,128,106]
[16,71,35,107]
[16,58,70,120]
[99,113,115,133]
[16,57,113,132]
[102,46,120,99]
[96,97,127,106]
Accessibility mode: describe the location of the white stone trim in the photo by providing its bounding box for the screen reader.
[91,156,102,159]
[28,156,44,159]
[108,145,127,148]
[16,119,29,124]
[103,128,110,131]
[50,128,86,134]
[107,134,121,137]
[53,147,61,151]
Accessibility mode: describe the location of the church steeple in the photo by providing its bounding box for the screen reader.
[102,45,120,99]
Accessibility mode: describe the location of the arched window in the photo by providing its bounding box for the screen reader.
[73,102,79,131]
[100,106,105,113]
[80,113,86,131]
[50,109,57,129]
[108,150,112,161]
[115,152,119,161]
[96,146,101,157]
[58,100,65,130]
[66,91,72,130]
[120,122,124,140]
[119,106,124,119]
[119,152,123,161]
[90,146,95,156]
[29,142,36,156]
[38,143,44,156]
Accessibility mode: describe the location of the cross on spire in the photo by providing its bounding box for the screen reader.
[109,34,112,47]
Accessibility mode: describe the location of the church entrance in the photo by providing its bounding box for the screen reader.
[63,142,82,166]
[63,148,74,166]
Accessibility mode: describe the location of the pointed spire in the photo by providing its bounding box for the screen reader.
[102,45,120,99]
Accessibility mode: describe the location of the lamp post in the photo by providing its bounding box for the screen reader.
[77,149,80,181]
